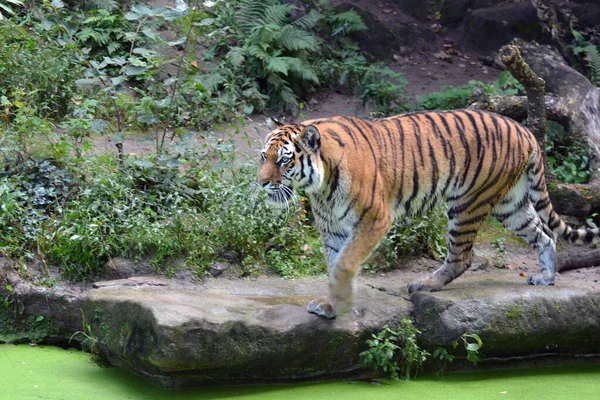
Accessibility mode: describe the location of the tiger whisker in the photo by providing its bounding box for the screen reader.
[244,182,262,207]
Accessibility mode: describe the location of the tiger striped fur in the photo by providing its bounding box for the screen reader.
[256,109,600,319]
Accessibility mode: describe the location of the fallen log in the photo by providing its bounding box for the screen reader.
[558,248,600,272]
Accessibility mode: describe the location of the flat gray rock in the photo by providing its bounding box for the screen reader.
[84,276,412,388]
[81,269,600,388]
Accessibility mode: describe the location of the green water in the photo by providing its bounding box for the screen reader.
[2,345,600,400]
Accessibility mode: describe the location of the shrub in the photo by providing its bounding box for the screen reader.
[0,178,28,256]
[360,319,430,380]
[0,22,83,119]
[221,0,322,113]
[368,208,448,271]
[417,71,523,110]
[545,121,592,184]
[318,51,409,116]
[0,135,325,280]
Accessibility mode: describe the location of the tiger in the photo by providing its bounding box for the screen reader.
[256,109,600,319]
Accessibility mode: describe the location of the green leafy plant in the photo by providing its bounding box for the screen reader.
[0,179,27,256]
[432,346,455,377]
[453,333,484,366]
[368,208,447,271]
[311,0,367,36]
[204,0,366,114]
[224,0,322,113]
[545,121,592,184]
[41,1,188,156]
[0,0,23,20]
[360,319,430,380]
[0,159,75,258]
[490,237,509,268]
[418,84,475,110]
[5,132,327,281]
[0,284,15,309]
[317,50,408,116]
[69,312,98,353]
[75,8,136,58]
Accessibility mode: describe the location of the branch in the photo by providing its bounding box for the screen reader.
[159,2,200,153]
[499,45,547,147]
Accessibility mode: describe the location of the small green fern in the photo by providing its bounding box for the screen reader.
[315,0,367,34]
[572,30,600,87]
[203,0,366,114]
[227,0,322,112]
[75,9,135,58]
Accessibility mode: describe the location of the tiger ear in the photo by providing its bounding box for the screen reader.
[266,117,283,131]
[300,125,321,152]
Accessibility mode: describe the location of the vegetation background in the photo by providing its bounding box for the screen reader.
[1,0,599,285]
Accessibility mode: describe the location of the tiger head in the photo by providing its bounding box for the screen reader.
[256,118,324,204]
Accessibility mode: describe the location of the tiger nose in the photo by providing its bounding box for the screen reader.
[264,181,281,189]
[257,178,268,187]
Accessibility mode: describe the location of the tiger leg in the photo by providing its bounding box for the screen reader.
[308,211,392,319]
[494,195,557,286]
[407,209,485,293]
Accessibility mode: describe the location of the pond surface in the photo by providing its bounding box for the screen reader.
[2,344,600,400]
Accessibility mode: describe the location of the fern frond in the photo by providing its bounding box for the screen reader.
[329,10,367,33]
[583,43,600,86]
[283,57,319,84]
[246,44,269,60]
[226,47,245,67]
[194,72,225,95]
[76,27,104,44]
[316,0,332,14]
[267,71,285,88]
[107,41,121,54]
[276,83,300,112]
[261,3,294,27]
[249,23,281,45]
[265,55,289,75]
[278,25,321,51]
[237,0,276,33]
[294,9,323,30]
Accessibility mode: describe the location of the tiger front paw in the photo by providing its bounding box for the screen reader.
[307,299,337,319]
